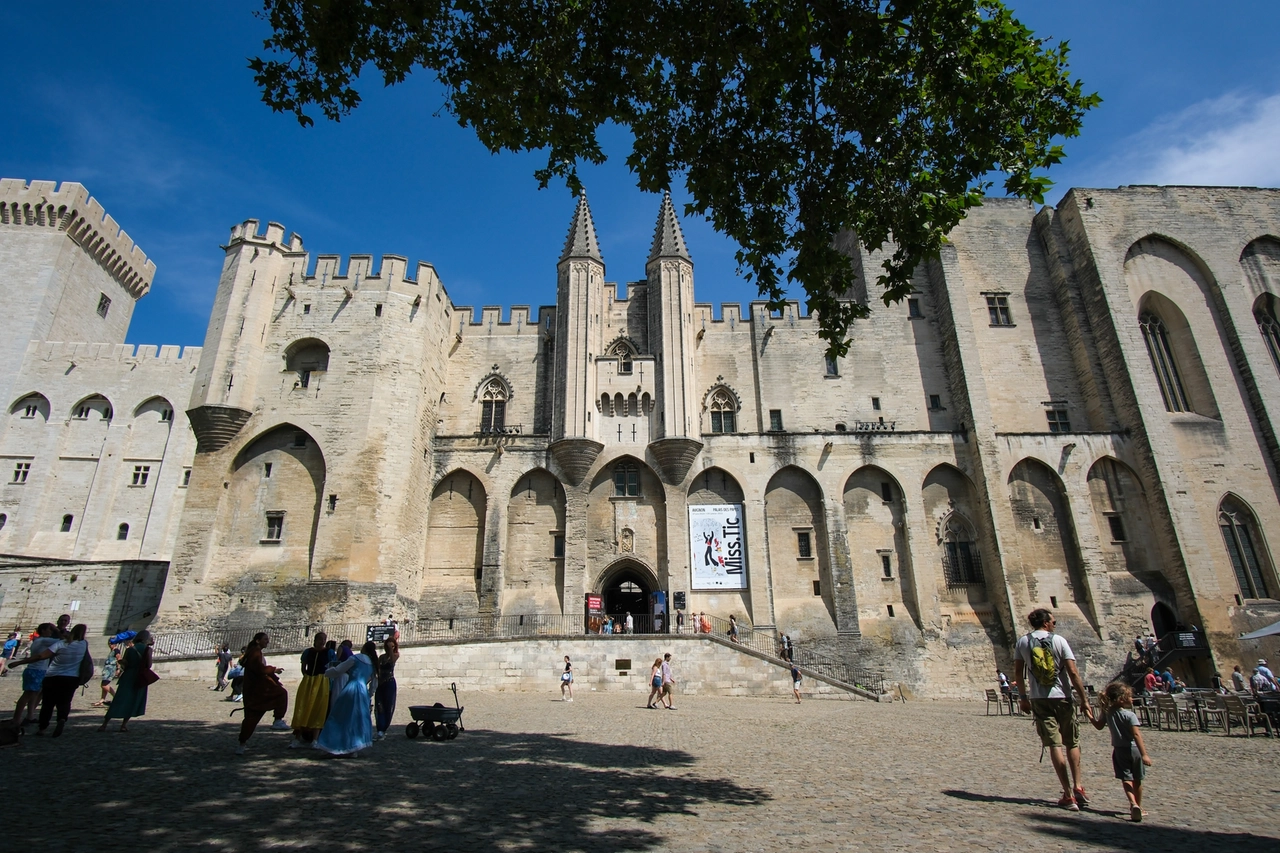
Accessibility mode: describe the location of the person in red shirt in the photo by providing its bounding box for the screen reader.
[1142,668,1159,694]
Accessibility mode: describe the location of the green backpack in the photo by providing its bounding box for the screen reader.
[1027,633,1058,689]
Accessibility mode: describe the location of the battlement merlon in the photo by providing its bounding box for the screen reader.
[25,340,203,365]
[225,219,450,303]
[0,178,156,298]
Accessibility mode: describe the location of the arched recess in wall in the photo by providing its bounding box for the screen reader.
[1124,237,1223,417]
[129,396,174,461]
[228,424,326,578]
[1241,238,1280,379]
[504,468,566,614]
[765,466,835,634]
[922,464,990,608]
[844,466,919,629]
[1218,493,1277,602]
[284,338,330,389]
[1007,458,1096,634]
[3,392,49,458]
[1085,457,1175,634]
[424,469,487,616]
[587,455,667,594]
[1135,291,1218,417]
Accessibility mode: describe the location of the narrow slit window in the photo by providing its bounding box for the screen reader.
[61,514,73,533]
[117,523,129,540]
[1139,312,1190,412]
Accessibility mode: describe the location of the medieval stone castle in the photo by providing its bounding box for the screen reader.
[2,175,1280,692]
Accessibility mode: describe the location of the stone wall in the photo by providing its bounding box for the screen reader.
[0,559,167,636]
[150,635,859,699]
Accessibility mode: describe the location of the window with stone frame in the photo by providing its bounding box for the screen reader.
[1046,408,1070,433]
[131,465,151,487]
[1219,498,1272,599]
[941,514,984,586]
[1139,312,1190,412]
[12,461,30,483]
[985,293,1013,326]
[97,293,111,318]
[263,512,285,543]
[479,379,508,433]
[708,388,737,434]
[1256,297,1280,377]
[613,462,640,497]
[609,340,636,375]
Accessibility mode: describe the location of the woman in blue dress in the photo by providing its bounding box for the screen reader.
[315,640,376,756]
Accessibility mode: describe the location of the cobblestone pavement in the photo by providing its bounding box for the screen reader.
[2,676,1277,852]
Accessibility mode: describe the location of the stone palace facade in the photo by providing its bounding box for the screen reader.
[2,176,1280,692]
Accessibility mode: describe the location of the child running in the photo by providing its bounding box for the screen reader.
[1090,681,1153,822]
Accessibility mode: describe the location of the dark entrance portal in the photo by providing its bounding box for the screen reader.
[1151,601,1178,639]
[603,566,652,630]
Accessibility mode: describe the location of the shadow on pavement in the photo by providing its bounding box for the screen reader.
[944,789,1278,851]
[5,718,769,852]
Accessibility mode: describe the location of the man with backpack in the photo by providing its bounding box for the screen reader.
[1014,608,1093,812]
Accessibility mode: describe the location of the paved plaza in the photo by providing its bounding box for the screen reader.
[2,677,1277,852]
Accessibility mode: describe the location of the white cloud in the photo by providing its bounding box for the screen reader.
[1118,91,1280,187]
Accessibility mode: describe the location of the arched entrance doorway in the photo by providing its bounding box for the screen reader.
[1151,601,1177,639]
[598,560,658,632]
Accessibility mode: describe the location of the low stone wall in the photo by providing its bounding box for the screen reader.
[152,636,860,700]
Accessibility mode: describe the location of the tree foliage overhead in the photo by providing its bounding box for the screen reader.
[250,0,1098,354]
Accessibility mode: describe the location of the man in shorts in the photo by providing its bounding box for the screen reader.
[1015,608,1092,811]
[660,653,676,709]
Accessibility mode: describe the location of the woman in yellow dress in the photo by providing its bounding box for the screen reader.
[290,632,329,748]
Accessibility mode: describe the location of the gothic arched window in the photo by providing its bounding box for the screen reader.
[609,341,636,375]
[1220,498,1272,599]
[1139,312,1190,412]
[479,379,508,433]
[613,462,640,497]
[708,388,737,434]
[941,514,984,586]
[1255,297,1280,376]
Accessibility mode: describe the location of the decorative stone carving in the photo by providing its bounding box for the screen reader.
[186,404,253,453]
[548,438,605,486]
[647,437,703,485]
[619,527,634,553]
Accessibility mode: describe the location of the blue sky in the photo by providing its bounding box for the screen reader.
[2,2,1278,348]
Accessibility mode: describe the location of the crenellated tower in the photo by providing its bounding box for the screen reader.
[644,192,703,484]
[549,192,607,484]
[186,219,306,452]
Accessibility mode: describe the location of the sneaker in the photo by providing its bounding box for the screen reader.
[271,719,291,731]
[1130,804,1143,823]
[235,744,246,755]
[288,739,303,749]
[1057,795,1080,812]
[1073,787,1090,808]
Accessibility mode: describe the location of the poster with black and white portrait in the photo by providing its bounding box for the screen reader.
[688,504,748,589]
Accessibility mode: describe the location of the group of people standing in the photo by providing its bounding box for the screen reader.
[5,614,155,737]
[232,630,400,757]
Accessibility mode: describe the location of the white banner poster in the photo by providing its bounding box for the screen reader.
[688,504,748,590]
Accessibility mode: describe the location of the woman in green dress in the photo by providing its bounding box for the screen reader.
[99,630,153,732]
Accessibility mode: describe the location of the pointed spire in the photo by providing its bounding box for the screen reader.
[559,190,604,264]
[648,190,691,263]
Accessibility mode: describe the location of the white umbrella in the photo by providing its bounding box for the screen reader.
[1239,620,1280,640]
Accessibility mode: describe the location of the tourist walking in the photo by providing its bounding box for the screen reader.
[374,637,399,740]
[779,634,793,662]
[99,630,154,732]
[728,615,739,643]
[235,632,290,754]
[290,632,330,747]
[1014,609,1092,811]
[9,623,58,728]
[315,640,377,756]
[0,630,19,677]
[213,643,233,691]
[1089,682,1153,822]
[660,653,676,709]
[624,612,634,635]
[10,623,90,737]
[560,655,574,701]
[92,642,121,707]
[675,610,685,634]
[646,657,664,709]
[791,663,802,703]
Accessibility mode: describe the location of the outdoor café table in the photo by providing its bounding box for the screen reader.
[1183,693,1210,732]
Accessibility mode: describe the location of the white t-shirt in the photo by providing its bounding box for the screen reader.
[1015,630,1076,700]
[46,639,88,677]
[27,637,62,673]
